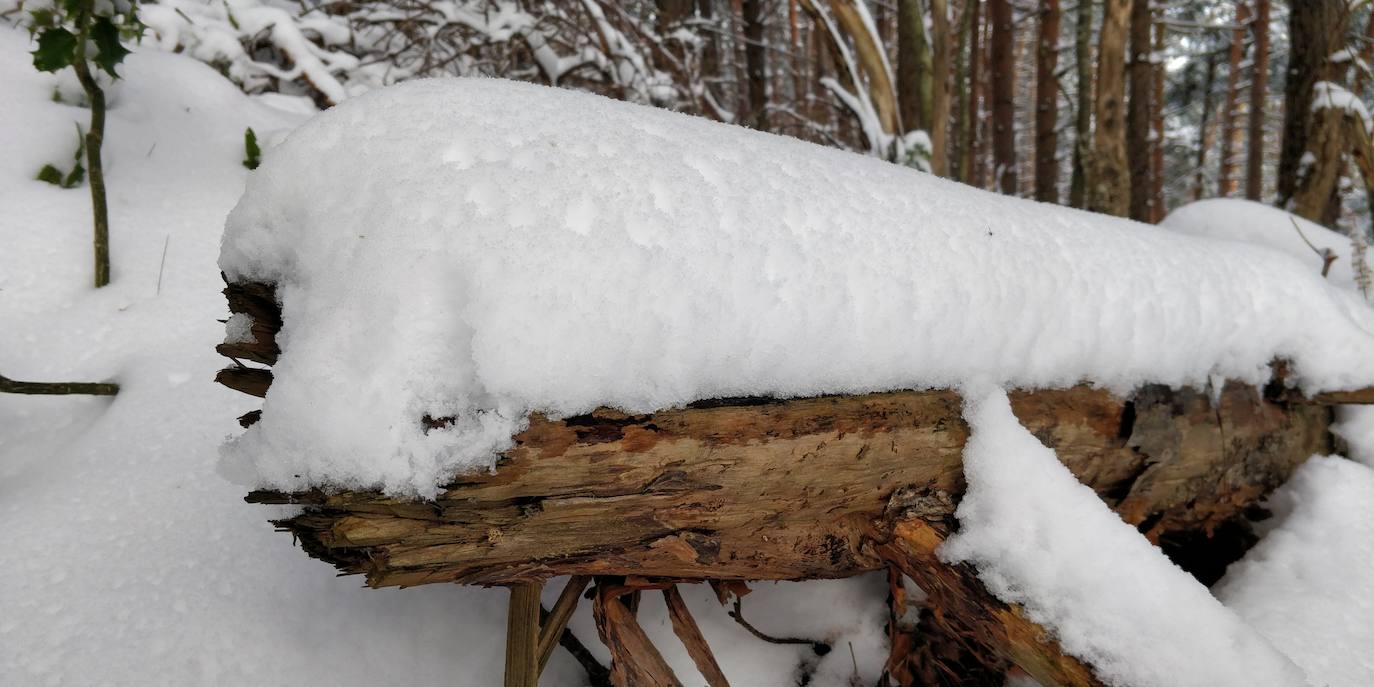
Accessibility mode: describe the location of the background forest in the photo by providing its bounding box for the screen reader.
[5,0,1369,234]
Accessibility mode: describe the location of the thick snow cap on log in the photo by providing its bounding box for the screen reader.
[219,78,1374,497]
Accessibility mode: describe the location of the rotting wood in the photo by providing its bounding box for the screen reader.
[537,575,592,673]
[505,581,542,687]
[593,580,683,687]
[663,585,730,687]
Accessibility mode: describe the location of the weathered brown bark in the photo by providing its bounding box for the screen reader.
[504,582,543,687]
[1245,0,1269,200]
[1033,0,1061,202]
[1277,0,1346,209]
[1150,16,1165,222]
[1126,0,1152,220]
[952,0,977,182]
[989,0,1016,194]
[0,373,118,396]
[1068,0,1092,208]
[1088,0,1130,215]
[929,0,952,175]
[1219,2,1250,198]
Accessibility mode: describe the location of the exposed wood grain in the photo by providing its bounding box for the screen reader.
[504,582,542,687]
[537,575,592,673]
[663,586,730,687]
[593,582,683,687]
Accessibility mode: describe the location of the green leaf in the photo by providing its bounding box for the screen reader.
[62,161,86,188]
[32,27,77,73]
[28,9,56,31]
[91,17,131,78]
[243,127,261,170]
[36,164,65,186]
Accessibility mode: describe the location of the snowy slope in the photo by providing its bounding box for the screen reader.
[0,26,887,687]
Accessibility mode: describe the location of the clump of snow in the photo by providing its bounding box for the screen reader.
[940,384,1309,687]
[221,78,1374,497]
[1215,456,1374,686]
[1333,406,1374,467]
[224,312,256,344]
[1163,197,1374,294]
[1312,80,1373,133]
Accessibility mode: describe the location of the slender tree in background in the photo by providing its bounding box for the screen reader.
[1034,0,1062,202]
[989,0,1017,194]
[952,0,976,181]
[1126,0,1153,220]
[742,0,768,129]
[1088,0,1130,216]
[1150,17,1166,221]
[1245,0,1269,200]
[1278,0,1346,212]
[1218,2,1249,197]
[898,0,932,133]
[929,0,952,175]
[1193,50,1220,200]
[1069,0,1095,208]
[967,0,985,186]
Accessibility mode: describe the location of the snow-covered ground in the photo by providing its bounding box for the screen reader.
[5,20,1374,687]
[0,25,889,687]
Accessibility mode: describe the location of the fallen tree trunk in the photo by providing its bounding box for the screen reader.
[218,279,1338,685]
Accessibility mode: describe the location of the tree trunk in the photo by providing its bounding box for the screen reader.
[952,0,976,182]
[1218,2,1250,198]
[742,0,768,129]
[1245,0,1270,201]
[1087,0,1130,216]
[1192,50,1220,200]
[71,1,111,288]
[898,0,932,133]
[1068,0,1093,208]
[1126,0,1152,220]
[929,0,952,175]
[989,0,1017,194]
[1277,0,1345,208]
[1033,0,1061,203]
[1150,17,1166,222]
[968,0,985,187]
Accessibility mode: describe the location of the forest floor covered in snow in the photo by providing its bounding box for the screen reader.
[4,21,1374,687]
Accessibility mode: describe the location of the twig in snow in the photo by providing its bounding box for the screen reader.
[156,235,170,296]
[1289,216,1338,277]
[728,597,831,655]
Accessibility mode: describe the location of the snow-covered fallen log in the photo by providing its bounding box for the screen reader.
[213,79,1374,686]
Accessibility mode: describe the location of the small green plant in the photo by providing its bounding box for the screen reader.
[29,0,141,288]
[243,127,261,170]
[36,125,86,189]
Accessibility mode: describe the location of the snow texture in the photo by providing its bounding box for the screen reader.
[1312,81,1373,133]
[1216,456,1374,687]
[940,384,1310,687]
[1162,198,1374,294]
[224,312,256,344]
[220,78,1374,497]
[0,27,885,686]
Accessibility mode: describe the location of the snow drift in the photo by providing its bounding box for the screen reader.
[219,78,1374,496]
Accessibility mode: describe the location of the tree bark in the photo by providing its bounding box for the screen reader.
[1218,2,1250,198]
[898,0,932,133]
[1192,50,1220,200]
[1068,0,1093,208]
[742,0,768,129]
[952,0,976,182]
[1277,0,1346,208]
[1126,0,1152,220]
[1033,0,1061,203]
[1150,16,1165,221]
[929,0,952,175]
[1245,0,1270,200]
[71,1,111,288]
[989,0,1017,194]
[0,373,118,396]
[1087,0,1130,216]
[968,0,985,187]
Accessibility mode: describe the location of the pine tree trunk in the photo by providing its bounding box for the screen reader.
[1192,51,1220,200]
[1150,17,1166,222]
[1126,0,1152,220]
[1218,2,1249,198]
[1068,0,1093,208]
[742,0,769,129]
[929,0,952,175]
[1087,0,1130,216]
[968,0,984,187]
[1245,0,1269,200]
[952,0,976,182]
[1033,0,1061,202]
[898,0,932,133]
[989,0,1017,194]
[1277,0,1345,208]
